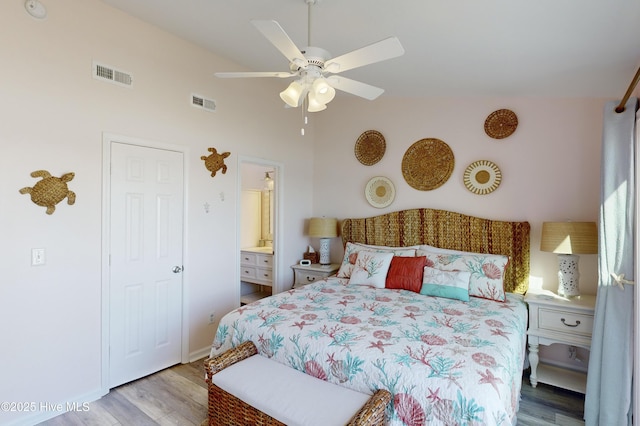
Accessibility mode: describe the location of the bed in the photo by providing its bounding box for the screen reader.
[211,208,530,426]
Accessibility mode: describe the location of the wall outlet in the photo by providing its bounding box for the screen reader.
[208,312,215,324]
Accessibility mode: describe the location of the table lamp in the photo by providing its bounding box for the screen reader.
[540,221,598,297]
[308,217,338,265]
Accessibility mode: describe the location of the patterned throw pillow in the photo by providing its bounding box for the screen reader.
[336,242,416,278]
[420,266,471,302]
[417,248,509,302]
[347,251,394,288]
[385,256,427,293]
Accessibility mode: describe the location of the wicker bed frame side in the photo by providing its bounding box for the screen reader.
[340,208,530,294]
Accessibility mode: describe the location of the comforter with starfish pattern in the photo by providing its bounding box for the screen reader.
[210,277,527,426]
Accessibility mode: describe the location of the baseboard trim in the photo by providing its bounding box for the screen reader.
[190,346,211,362]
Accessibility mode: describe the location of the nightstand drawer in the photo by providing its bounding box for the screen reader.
[538,308,594,337]
[291,263,340,289]
[294,269,327,285]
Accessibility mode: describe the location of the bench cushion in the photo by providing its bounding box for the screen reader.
[212,354,372,426]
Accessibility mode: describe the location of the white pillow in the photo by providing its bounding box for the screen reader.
[359,243,420,251]
[347,251,394,288]
[337,242,416,278]
[418,244,463,254]
[417,247,509,302]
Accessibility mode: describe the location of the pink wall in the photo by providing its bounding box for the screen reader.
[312,96,608,296]
[311,96,613,373]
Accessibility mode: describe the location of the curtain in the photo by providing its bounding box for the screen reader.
[584,97,637,425]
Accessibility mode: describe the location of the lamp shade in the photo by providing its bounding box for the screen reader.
[308,217,338,238]
[540,222,598,254]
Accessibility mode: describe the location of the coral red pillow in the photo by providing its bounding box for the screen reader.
[385,256,427,292]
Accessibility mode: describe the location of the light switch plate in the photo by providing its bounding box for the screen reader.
[32,248,45,266]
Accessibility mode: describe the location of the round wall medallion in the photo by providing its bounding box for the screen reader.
[484,109,518,139]
[401,138,455,191]
[365,176,395,208]
[463,160,502,195]
[355,130,386,166]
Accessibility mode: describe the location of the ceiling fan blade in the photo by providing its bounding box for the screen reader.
[327,76,385,100]
[215,71,295,78]
[251,20,308,68]
[324,36,404,74]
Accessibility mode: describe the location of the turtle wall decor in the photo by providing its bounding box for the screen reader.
[19,170,76,215]
[201,147,230,177]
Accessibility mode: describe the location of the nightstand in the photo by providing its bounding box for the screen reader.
[291,263,340,288]
[525,290,596,393]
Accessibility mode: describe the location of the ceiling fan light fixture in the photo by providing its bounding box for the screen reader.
[307,100,327,112]
[307,91,327,112]
[215,0,404,113]
[312,78,335,104]
[280,80,305,107]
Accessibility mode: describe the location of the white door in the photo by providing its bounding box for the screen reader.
[109,142,184,388]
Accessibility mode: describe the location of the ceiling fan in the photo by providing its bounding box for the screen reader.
[215,0,405,112]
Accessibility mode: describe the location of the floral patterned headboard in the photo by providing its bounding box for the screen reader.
[340,208,530,294]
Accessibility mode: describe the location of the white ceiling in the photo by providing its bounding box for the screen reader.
[98,0,640,100]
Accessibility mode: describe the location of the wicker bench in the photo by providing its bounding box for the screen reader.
[204,341,391,426]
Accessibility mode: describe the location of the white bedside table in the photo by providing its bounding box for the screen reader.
[291,263,340,288]
[525,290,596,394]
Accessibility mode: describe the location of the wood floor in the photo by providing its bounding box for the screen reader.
[518,368,585,426]
[38,360,209,426]
[38,363,584,426]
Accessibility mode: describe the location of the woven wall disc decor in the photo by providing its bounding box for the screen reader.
[484,109,518,139]
[463,160,502,195]
[355,130,386,166]
[365,176,395,208]
[401,138,455,191]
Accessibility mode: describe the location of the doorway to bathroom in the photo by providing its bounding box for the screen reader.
[238,159,281,305]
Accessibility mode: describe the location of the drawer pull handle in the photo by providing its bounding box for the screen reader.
[306,276,316,282]
[561,318,581,327]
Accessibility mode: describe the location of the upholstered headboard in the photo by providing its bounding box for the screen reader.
[341,208,530,294]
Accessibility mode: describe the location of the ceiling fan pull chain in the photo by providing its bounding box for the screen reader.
[300,98,306,136]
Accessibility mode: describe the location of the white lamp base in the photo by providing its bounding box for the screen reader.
[557,254,580,297]
[318,238,331,265]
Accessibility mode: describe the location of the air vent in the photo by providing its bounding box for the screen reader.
[92,61,133,88]
[191,94,216,112]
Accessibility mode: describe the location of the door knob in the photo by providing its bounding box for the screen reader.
[172,266,183,273]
